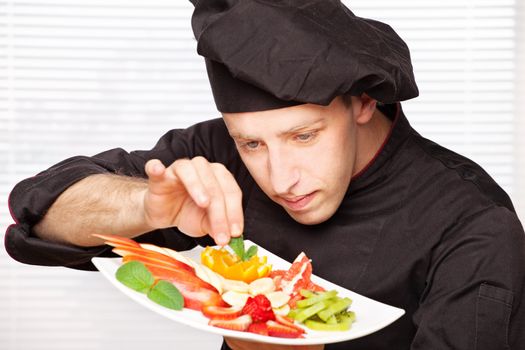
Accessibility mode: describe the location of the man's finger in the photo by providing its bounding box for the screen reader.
[145,159,178,196]
[191,157,230,245]
[145,159,165,180]
[168,158,210,207]
[211,162,244,238]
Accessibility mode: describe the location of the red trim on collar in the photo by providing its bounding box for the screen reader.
[350,103,401,181]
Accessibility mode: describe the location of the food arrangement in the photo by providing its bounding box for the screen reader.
[93,234,356,339]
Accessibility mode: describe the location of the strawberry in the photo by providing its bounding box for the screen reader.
[242,295,276,323]
[247,322,269,336]
[241,297,258,315]
[266,320,304,338]
[209,315,252,331]
[274,314,305,333]
[202,306,243,320]
[253,294,272,309]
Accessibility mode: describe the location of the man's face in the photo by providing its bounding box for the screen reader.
[223,97,360,225]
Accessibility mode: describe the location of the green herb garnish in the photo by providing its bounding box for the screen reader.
[115,261,155,293]
[229,235,258,261]
[147,280,184,311]
[115,261,184,311]
[245,245,258,260]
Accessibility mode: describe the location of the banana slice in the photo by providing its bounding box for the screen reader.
[222,290,250,308]
[265,291,291,309]
[221,278,250,293]
[248,277,276,295]
[196,264,224,295]
[273,304,291,316]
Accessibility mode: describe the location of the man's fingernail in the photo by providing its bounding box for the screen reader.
[231,224,242,237]
[198,193,209,205]
[150,162,161,174]
[216,233,228,246]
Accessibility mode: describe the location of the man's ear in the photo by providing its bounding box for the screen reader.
[352,94,377,125]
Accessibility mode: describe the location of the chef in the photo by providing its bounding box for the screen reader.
[5,1,525,349]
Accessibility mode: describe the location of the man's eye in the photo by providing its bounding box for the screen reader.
[295,132,315,142]
[244,141,260,149]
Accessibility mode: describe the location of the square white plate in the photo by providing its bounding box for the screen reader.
[92,241,404,345]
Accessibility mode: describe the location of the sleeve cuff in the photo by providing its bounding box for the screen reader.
[4,223,114,271]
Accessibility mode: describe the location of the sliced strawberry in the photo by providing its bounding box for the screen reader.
[266,320,304,338]
[248,322,269,336]
[275,314,295,323]
[209,315,252,332]
[202,306,243,320]
[241,297,259,316]
[242,295,275,323]
[253,294,272,309]
[180,286,226,311]
[255,309,276,323]
[274,314,305,333]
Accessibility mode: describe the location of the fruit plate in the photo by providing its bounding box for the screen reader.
[92,241,404,345]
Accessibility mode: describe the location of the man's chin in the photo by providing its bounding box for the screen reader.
[284,207,334,225]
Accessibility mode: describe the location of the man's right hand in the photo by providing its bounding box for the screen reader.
[144,157,244,246]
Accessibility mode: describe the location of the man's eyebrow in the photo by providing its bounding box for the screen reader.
[229,132,256,140]
[278,117,325,136]
[229,117,325,140]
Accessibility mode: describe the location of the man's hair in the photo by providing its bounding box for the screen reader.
[342,94,353,108]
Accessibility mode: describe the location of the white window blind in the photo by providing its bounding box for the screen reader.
[0,1,523,349]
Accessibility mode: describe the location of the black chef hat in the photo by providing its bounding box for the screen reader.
[190,0,419,113]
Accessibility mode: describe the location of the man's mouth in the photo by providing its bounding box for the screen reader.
[279,192,317,211]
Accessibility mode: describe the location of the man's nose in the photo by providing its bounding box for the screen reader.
[268,147,300,194]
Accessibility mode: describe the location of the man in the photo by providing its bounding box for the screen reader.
[5,1,525,349]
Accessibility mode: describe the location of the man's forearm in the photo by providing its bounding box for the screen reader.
[34,174,153,247]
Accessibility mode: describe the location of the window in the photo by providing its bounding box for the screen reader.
[0,1,522,348]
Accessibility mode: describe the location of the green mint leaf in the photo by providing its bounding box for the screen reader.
[228,236,245,260]
[115,261,155,294]
[244,245,258,261]
[147,280,184,311]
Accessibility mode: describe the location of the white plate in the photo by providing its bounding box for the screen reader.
[92,241,404,345]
